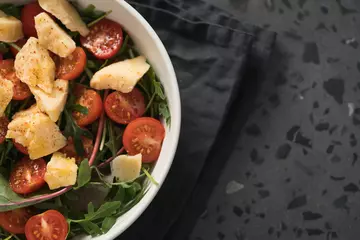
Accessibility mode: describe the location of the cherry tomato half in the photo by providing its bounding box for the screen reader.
[60,136,93,163]
[9,157,46,195]
[72,85,103,127]
[0,59,32,100]
[10,38,27,57]
[0,207,34,234]
[0,117,9,144]
[13,139,29,155]
[25,210,68,240]
[80,19,123,59]
[105,88,146,125]
[0,59,13,76]
[123,117,165,163]
[21,2,47,38]
[55,47,87,81]
[5,72,32,100]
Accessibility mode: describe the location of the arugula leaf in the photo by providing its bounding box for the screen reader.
[86,60,100,70]
[0,4,21,19]
[87,202,95,215]
[64,191,79,201]
[70,201,121,223]
[63,109,93,156]
[74,159,91,189]
[0,42,9,54]
[159,102,171,125]
[79,221,102,236]
[78,4,105,23]
[116,35,129,57]
[104,119,123,157]
[101,217,117,233]
[68,104,89,115]
[87,10,112,27]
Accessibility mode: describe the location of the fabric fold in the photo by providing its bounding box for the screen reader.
[120,0,276,239]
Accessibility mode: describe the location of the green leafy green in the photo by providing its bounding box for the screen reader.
[0,42,9,54]
[79,221,102,236]
[142,167,159,186]
[87,10,112,27]
[75,159,92,190]
[63,109,92,156]
[101,217,117,233]
[0,4,21,19]
[78,4,105,24]
[68,104,89,115]
[104,119,123,157]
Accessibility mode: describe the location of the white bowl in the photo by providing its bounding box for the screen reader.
[5,0,181,239]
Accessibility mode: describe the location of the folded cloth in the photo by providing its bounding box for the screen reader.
[120,1,276,239]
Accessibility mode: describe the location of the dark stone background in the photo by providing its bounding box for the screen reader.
[184,0,360,239]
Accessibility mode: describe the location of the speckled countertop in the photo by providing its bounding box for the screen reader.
[185,0,360,239]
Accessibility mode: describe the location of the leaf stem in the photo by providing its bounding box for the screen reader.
[6,42,20,51]
[88,90,108,165]
[85,67,93,79]
[99,118,107,151]
[144,92,155,114]
[97,147,125,169]
[142,167,159,186]
[87,10,112,27]
[128,49,135,59]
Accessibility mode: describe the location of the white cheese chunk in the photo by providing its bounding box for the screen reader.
[90,56,150,93]
[35,12,76,58]
[15,37,55,94]
[44,152,78,190]
[111,154,142,182]
[0,77,13,117]
[38,0,89,37]
[0,11,23,42]
[6,110,66,159]
[30,79,69,122]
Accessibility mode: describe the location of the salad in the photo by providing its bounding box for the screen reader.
[0,0,170,239]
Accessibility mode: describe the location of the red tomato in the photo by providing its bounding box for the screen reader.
[73,85,103,127]
[105,88,146,125]
[123,117,165,163]
[0,59,13,76]
[13,139,29,155]
[25,210,68,240]
[80,19,123,59]
[55,47,87,81]
[0,59,32,100]
[5,72,32,100]
[10,38,27,57]
[21,2,46,37]
[59,136,93,163]
[9,157,46,195]
[0,117,9,144]
[0,207,34,234]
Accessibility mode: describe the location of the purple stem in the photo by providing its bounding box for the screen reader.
[97,147,125,169]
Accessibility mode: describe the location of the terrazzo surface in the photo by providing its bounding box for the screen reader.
[187,0,360,239]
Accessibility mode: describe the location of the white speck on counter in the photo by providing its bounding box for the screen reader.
[226,180,244,194]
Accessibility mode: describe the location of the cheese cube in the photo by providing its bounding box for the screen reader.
[111,154,142,182]
[15,37,55,94]
[30,79,69,122]
[44,152,78,190]
[0,77,13,117]
[35,12,76,58]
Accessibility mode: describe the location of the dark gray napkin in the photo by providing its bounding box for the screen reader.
[120,0,276,239]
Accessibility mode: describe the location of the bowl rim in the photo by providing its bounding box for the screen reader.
[100,1,181,239]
